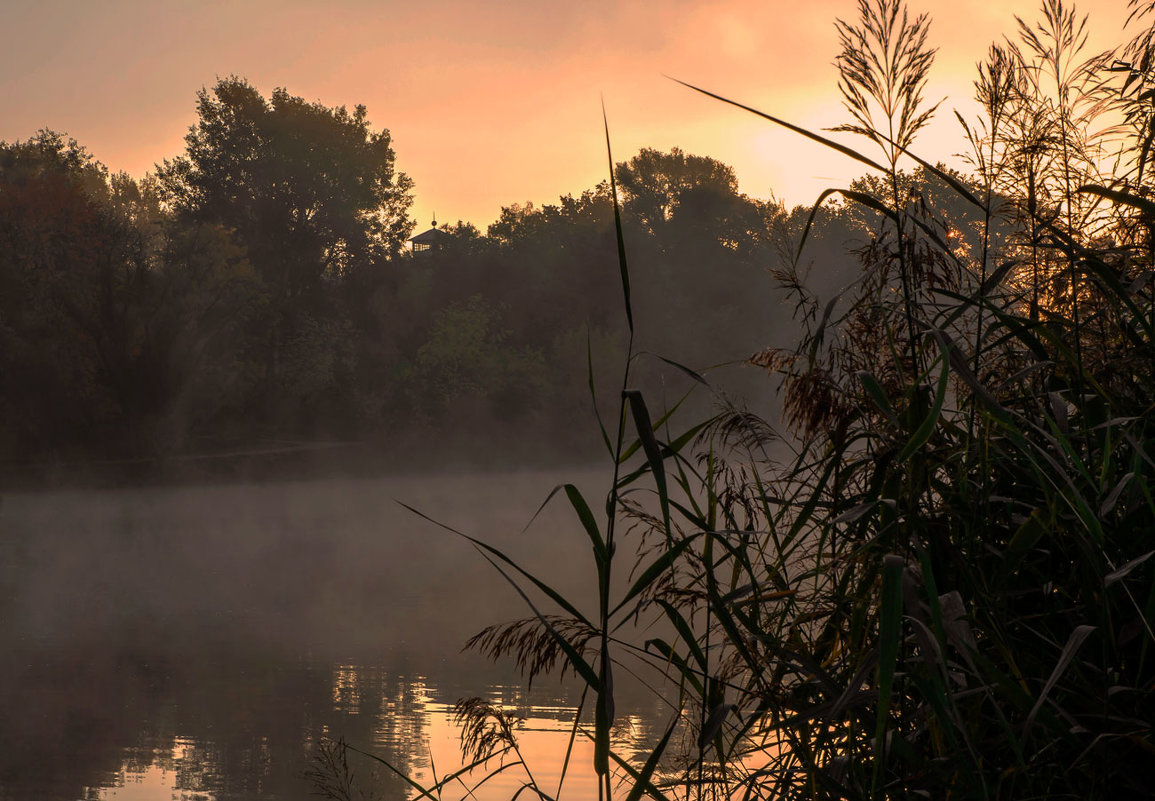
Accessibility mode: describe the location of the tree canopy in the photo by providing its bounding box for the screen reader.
[158,77,414,298]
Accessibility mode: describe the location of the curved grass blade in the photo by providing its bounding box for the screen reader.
[603,101,632,333]
[624,389,671,535]
[594,631,616,779]
[611,534,696,620]
[588,330,614,456]
[857,371,898,424]
[1023,625,1096,740]
[398,501,595,630]
[478,547,602,690]
[669,78,888,174]
[1105,550,1155,586]
[345,741,520,801]
[624,716,679,801]
[1077,184,1155,218]
[563,484,608,565]
[658,599,708,671]
[645,637,706,694]
[896,346,949,462]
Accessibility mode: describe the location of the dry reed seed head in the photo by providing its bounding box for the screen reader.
[750,347,799,375]
[697,404,781,467]
[452,697,523,763]
[305,737,366,801]
[1015,0,1090,73]
[977,45,1018,125]
[833,0,939,160]
[464,615,596,686]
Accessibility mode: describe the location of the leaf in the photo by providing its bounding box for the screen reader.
[798,187,902,262]
[669,78,889,175]
[831,500,878,525]
[872,554,905,794]
[1024,625,1096,739]
[587,330,613,456]
[644,638,705,695]
[857,371,897,424]
[595,649,615,776]
[480,549,602,691]
[602,102,632,333]
[1100,472,1135,517]
[1105,551,1155,587]
[563,484,608,565]
[838,188,903,226]
[611,535,696,619]
[619,718,678,801]
[928,329,1006,418]
[654,354,709,386]
[698,702,734,751]
[623,389,670,535]
[797,188,847,260]
[1077,184,1155,218]
[345,741,518,801]
[896,347,949,462]
[398,501,594,629]
[658,600,708,670]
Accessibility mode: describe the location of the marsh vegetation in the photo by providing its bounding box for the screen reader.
[314,1,1155,798]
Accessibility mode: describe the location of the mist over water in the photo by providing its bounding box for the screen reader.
[0,469,661,801]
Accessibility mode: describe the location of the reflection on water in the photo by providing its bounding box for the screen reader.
[0,470,661,801]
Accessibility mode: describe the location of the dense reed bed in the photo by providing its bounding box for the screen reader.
[317,1,1155,798]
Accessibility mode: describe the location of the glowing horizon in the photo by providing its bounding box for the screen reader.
[0,0,1132,230]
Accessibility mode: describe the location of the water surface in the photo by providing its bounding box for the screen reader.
[1,469,663,800]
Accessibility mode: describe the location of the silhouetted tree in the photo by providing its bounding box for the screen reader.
[157,78,415,431]
[159,77,414,293]
[0,131,260,462]
[615,147,765,254]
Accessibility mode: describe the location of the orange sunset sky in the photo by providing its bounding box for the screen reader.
[0,0,1133,230]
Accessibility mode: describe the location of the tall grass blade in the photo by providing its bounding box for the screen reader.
[670,78,889,174]
[623,389,671,535]
[1023,624,1096,740]
[896,347,949,462]
[603,102,633,334]
[872,554,905,796]
[623,717,679,801]
[397,501,596,630]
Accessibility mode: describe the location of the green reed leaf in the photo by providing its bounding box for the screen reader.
[595,648,614,776]
[398,501,594,629]
[611,535,696,620]
[1023,625,1096,740]
[896,346,949,462]
[603,102,632,334]
[873,554,905,795]
[563,483,608,567]
[624,389,671,536]
[624,716,679,801]
[658,599,708,671]
[670,78,889,174]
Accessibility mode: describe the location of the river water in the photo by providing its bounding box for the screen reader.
[0,468,668,801]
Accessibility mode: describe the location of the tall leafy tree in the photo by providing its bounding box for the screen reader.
[614,147,763,250]
[159,77,415,298]
[158,78,415,425]
[0,131,259,461]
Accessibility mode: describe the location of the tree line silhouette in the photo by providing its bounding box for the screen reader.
[0,76,892,483]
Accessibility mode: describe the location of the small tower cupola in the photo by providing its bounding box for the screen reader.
[409,214,449,254]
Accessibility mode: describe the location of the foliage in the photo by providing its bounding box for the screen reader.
[158,77,415,291]
[5,83,789,473]
[0,131,256,460]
